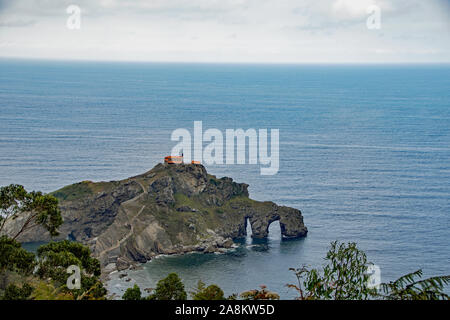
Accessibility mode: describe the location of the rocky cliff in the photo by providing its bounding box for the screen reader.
[11,163,307,271]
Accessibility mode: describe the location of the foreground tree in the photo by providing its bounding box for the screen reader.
[288,241,378,300]
[380,269,450,300]
[0,184,62,240]
[191,281,225,300]
[150,273,187,300]
[0,236,35,276]
[122,284,142,300]
[36,240,106,300]
[289,241,449,300]
[0,236,35,292]
[1,283,33,300]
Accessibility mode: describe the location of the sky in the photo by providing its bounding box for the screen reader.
[0,0,449,63]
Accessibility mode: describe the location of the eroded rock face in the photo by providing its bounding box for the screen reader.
[9,163,307,271]
[6,180,142,243]
[247,205,307,239]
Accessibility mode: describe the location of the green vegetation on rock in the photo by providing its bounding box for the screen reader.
[51,181,117,202]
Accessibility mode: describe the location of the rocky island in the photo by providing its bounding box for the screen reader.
[11,163,307,272]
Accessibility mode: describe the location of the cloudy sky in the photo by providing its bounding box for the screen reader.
[0,0,449,63]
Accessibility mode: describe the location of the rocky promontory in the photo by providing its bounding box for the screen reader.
[10,163,307,272]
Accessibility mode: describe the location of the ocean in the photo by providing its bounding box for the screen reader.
[1,59,449,298]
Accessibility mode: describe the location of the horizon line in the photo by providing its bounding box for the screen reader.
[1,56,450,66]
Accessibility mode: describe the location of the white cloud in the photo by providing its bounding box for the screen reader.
[0,0,448,63]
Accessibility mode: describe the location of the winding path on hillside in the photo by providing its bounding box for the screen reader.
[98,180,147,259]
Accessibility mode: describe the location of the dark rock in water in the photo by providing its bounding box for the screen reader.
[7,163,307,271]
[222,238,234,249]
[116,257,131,271]
[203,245,218,253]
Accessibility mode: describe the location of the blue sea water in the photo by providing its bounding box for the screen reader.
[1,59,449,298]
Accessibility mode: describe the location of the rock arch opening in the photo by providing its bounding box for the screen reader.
[245,207,307,240]
[267,220,282,241]
[245,217,252,244]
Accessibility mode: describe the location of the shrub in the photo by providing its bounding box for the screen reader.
[122,284,142,300]
[151,273,187,300]
[191,281,225,300]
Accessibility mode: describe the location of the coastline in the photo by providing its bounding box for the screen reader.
[103,244,240,300]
